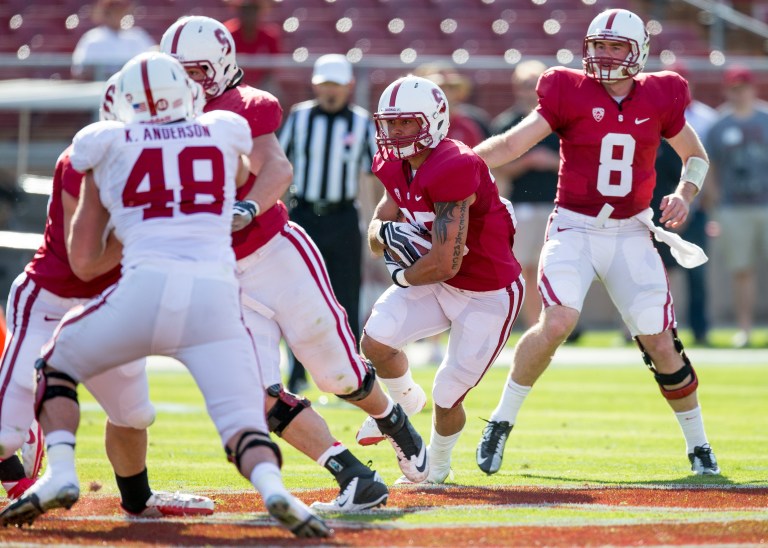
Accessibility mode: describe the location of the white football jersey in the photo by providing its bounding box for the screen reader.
[70,111,252,269]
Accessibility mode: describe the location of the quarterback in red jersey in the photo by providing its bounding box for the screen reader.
[357,75,524,484]
[0,73,214,517]
[162,16,430,504]
[474,8,719,477]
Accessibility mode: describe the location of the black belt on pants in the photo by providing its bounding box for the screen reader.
[292,198,355,216]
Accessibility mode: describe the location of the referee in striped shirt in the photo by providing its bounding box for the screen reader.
[279,54,378,393]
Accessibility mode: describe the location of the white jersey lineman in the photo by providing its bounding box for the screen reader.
[44,111,266,445]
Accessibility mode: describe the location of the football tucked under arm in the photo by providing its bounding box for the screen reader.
[378,221,433,267]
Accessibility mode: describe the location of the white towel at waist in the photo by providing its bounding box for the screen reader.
[634,208,708,269]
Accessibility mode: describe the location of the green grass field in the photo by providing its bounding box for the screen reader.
[72,330,768,495]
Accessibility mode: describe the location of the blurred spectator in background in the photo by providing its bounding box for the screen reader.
[491,60,559,329]
[278,54,378,393]
[706,65,768,348]
[224,0,282,93]
[71,0,155,80]
[416,63,492,147]
[650,63,718,346]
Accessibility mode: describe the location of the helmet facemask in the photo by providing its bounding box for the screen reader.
[583,36,644,83]
[374,112,433,161]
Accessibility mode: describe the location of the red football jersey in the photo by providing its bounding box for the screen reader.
[25,146,121,298]
[206,84,289,259]
[536,68,690,218]
[373,139,521,291]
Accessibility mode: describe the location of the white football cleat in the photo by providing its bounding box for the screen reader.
[266,493,333,538]
[125,491,215,517]
[310,471,388,512]
[394,447,453,485]
[376,404,429,483]
[0,468,79,527]
[20,421,45,479]
[356,384,427,446]
[689,444,720,475]
[355,416,386,446]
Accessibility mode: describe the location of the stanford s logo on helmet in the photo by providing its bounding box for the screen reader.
[115,52,197,124]
[99,71,122,122]
[160,16,241,99]
[582,9,650,83]
[374,75,450,161]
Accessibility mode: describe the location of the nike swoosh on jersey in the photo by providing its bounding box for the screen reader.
[635,117,650,125]
[556,227,572,232]
[43,315,61,322]
[414,195,423,201]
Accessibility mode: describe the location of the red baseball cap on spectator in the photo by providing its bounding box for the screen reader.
[724,65,754,87]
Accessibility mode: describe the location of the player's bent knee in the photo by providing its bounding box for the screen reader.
[336,361,376,402]
[225,429,282,472]
[117,403,157,430]
[265,384,311,437]
[654,361,699,400]
[542,307,579,342]
[34,358,79,418]
[637,330,699,400]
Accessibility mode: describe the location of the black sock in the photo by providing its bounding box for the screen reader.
[115,468,153,514]
[375,403,405,435]
[324,450,371,489]
[0,455,26,482]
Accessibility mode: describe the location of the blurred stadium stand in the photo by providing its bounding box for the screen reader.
[0,0,767,325]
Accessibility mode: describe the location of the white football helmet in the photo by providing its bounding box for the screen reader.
[582,9,649,83]
[374,75,450,161]
[160,16,241,99]
[116,52,197,124]
[99,71,122,122]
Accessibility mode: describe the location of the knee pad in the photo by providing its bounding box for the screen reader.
[115,403,157,430]
[225,430,282,471]
[265,384,311,437]
[34,359,79,418]
[336,361,376,402]
[636,331,699,400]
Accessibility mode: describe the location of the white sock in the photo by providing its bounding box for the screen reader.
[429,427,461,467]
[45,442,78,486]
[250,462,289,501]
[380,371,424,415]
[371,397,394,420]
[316,442,345,467]
[45,430,76,449]
[675,406,709,453]
[490,378,532,424]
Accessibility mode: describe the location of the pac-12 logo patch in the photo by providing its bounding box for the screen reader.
[592,107,605,122]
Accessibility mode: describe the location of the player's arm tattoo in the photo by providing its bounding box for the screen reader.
[434,200,469,270]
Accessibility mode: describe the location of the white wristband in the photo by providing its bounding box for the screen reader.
[394,269,410,288]
[247,200,261,218]
[680,156,708,191]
